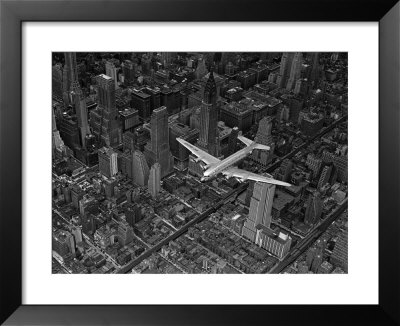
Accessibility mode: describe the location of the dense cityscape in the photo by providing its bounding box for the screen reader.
[52,52,348,274]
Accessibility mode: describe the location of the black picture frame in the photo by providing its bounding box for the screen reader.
[1,0,399,325]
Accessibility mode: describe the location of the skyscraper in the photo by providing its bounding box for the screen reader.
[63,52,80,106]
[242,181,276,241]
[227,126,239,156]
[98,147,118,178]
[161,52,175,67]
[252,116,275,166]
[197,68,219,157]
[148,162,161,199]
[195,56,208,80]
[105,60,119,89]
[277,52,294,88]
[304,191,323,225]
[52,63,64,101]
[309,52,320,88]
[121,60,135,86]
[52,229,75,257]
[64,52,78,86]
[255,226,292,260]
[317,163,333,189]
[72,87,90,147]
[286,52,303,91]
[71,224,83,241]
[306,153,322,178]
[311,253,323,273]
[89,74,121,147]
[275,158,293,182]
[132,150,150,186]
[144,106,173,178]
[330,229,348,272]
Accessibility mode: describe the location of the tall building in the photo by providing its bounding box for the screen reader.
[52,229,75,257]
[311,253,323,273]
[195,56,208,79]
[255,225,292,260]
[63,52,80,106]
[322,150,348,183]
[242,181,276,242]
[161,52,175,67]
[286,52,303,91]
[72,87,90,147]
[89,74,122,147]
[125,203,142,227]
[131,90,151,120]
[309,52,320,88]
[304,191,323,225]
[306,153,322,178]
[317,163,333,189]
[117,220,134,246]
[275,158,293,182]
[277,52,294,88]
[52,63,64,101]
[144,106,174,178]
[70,226,83,244]
[148,162,161,199]
[330,229,348,272]
[119,105,138,130]
[169,121,199,170]
[52,108,68,158]
[301,112,324,137]
[123,131,136,152]
[121,60,135,86]
[306,246,317,267]
[197,69,219,156]
[98,147,118,178]
[227,126,239,156]
[252,116,275,166]
[58,114,80,150]
[105,60,118,89]
[132,150,150,186]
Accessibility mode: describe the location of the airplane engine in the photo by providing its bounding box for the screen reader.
[200,163,207,170]
[237,176,248,182]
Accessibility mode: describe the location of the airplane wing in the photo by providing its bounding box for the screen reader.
[237,135,253,147]
[177,138,220,165]
[222,167,291,187]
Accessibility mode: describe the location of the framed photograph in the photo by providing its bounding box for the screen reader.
[0,0,399,325]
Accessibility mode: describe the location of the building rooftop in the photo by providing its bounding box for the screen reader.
[221,101,253,115]
[255,224,290,245]
[131,90,151,99]
[272,190,294,211]
[119,108,138,117]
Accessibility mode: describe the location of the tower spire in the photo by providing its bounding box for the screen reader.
[204,65,217,104]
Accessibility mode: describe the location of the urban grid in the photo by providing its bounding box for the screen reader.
[52,52,348,274]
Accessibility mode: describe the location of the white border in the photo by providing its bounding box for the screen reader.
[23,22,378,305]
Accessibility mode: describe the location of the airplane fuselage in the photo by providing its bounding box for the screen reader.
[202,143,257,180]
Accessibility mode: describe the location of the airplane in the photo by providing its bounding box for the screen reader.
[176,135,291,187]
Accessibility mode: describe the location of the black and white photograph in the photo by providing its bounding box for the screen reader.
[2,0,399,322]
[52,52,348,274]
